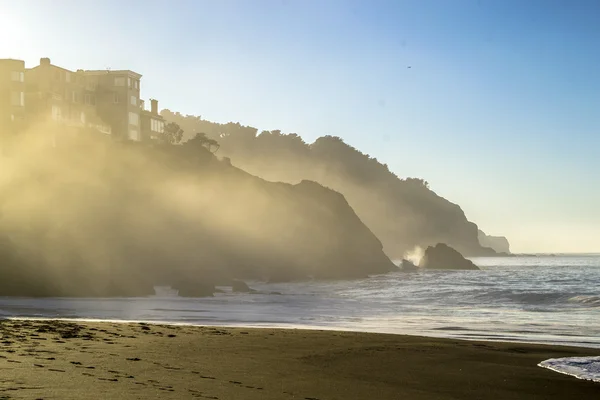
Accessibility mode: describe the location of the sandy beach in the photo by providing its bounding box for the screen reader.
[0,320,598,399]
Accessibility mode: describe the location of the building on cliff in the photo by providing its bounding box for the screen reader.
[140,98,165,141]
[1,57,164,144]
[0,59,26,135]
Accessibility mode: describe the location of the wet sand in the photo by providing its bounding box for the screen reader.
[0,320,598,399]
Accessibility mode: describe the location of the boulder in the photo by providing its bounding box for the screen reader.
[399,259,419,272]
[231,280,257,293]
[420,243,480,270]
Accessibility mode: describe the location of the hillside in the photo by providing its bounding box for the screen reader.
[0,130,395,297]
[161,111,504,258]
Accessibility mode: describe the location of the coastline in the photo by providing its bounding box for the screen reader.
[1,320,598,399]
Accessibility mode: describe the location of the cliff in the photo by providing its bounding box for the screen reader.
[0,132,395,297]
[478,230,511,254]
[161,111,504,258]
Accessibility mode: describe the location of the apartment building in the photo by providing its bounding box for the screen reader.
[7,57,166,143]
[25,58,109,135]
[0,59,26,133]
[81,69,142,140]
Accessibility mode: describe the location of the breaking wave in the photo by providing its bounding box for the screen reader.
[568,295,600,307]
[539,356,600,383]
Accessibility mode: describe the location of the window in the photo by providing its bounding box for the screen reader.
[11,71,24,82]
[128,77,132,88]
[128,128,139,141]
[130,95,137,106]
[85,94,96,106]
[134,80,139,89]
[80,112,86,124]
[10,91,24,106]
[86,79,97,90]
[51,105,62,121]
[151,119,164,133]
[114,93,120,103]
[128,112,139,126]
[114,77,126,86]
[72,91,79,103]
[65,72,71,83]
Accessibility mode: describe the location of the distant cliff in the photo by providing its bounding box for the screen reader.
[161,111,503,258]
[0,132,395,297]
[478,230,511,254]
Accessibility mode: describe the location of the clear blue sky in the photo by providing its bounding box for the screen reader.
[2,0,600,252]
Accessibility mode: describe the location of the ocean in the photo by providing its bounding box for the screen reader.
[2,254,599,381]
[1,254,598,348]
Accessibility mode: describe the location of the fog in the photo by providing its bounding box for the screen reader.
[161,111,496,258]
[0,121,394,297]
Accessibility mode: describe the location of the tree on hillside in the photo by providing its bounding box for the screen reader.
[160,122,185,145]
[185,132,220,153]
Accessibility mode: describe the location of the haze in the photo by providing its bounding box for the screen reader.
[2,0,600,253]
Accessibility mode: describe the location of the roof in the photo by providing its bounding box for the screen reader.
[82,70,142,79]
[0,59,25,67]
[28,63,74,74]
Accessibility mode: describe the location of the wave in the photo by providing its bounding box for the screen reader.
[474,290,569,305]
[568,295,600,307]
[473,290,600,308]
[539,356,600,383]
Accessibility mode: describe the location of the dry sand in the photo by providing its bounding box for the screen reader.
[0,320,598,399]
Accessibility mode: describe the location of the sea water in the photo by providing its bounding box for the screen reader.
[1,255,599,380]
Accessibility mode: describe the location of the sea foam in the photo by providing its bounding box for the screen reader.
[539,356,600,383]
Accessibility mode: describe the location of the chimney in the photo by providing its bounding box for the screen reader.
[150,99,158,115]
[40,58,51,66]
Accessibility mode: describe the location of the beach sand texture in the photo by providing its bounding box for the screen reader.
[0,320,598,399]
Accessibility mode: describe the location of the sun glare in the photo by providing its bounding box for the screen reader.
[0,9,26,55]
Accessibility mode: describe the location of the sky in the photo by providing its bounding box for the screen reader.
[1,0,599,253]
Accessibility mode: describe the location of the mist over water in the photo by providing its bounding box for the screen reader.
[2,255,599,348]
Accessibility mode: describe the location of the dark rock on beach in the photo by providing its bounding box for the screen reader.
[399,259,419,272]
[231,280,256,293]
[420,243,480,270]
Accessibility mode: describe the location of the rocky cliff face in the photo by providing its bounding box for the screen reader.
[0,135,396,297]
[160,111,506,258]
[478,230,511,254]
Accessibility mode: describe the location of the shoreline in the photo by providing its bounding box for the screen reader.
[1,319,598,399]
[7,316,600,350]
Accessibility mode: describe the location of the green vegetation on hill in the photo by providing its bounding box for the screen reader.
[161,110,500,258]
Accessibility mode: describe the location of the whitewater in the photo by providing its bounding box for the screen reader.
[1,254,599,381]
